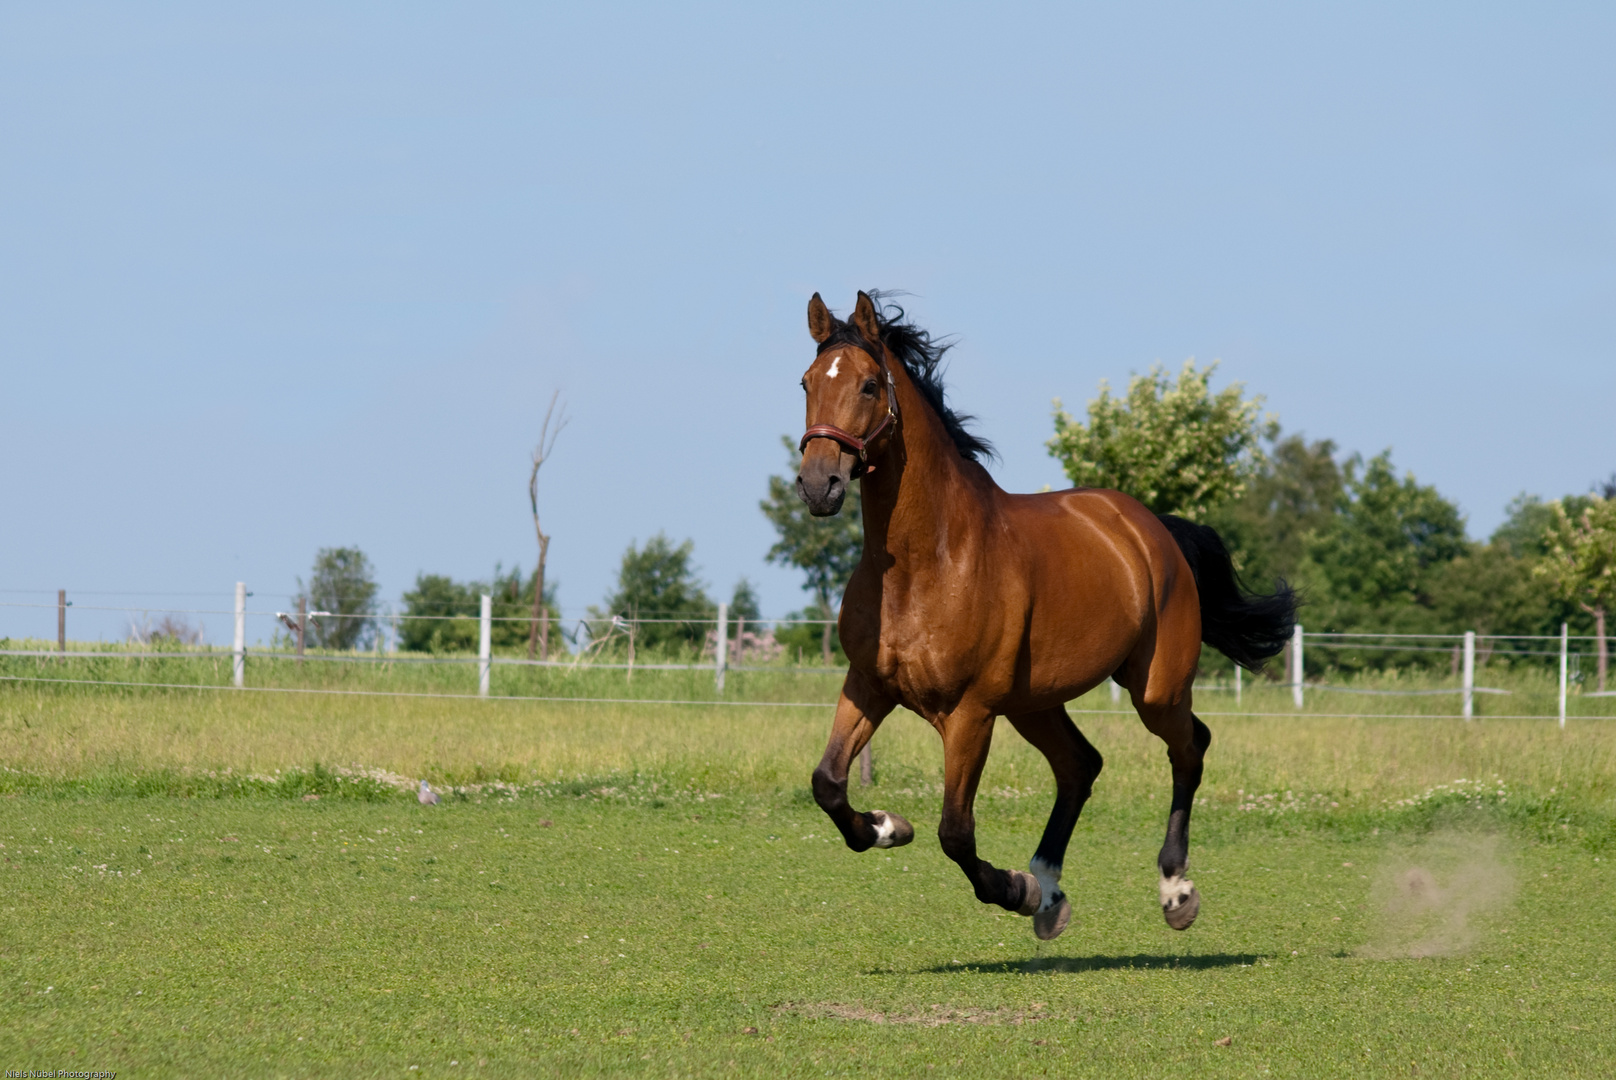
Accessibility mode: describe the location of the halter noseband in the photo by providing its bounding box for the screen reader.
[798,338,899,471]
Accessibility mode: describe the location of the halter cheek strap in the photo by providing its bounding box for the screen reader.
[798,361,899,471]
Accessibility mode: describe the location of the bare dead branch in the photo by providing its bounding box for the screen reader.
[529,390,570,659]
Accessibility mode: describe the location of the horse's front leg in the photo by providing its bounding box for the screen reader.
[811,671,908,851]
[1005,705,1105,940]
[937,710,1042,916]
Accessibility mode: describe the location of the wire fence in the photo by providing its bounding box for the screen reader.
[1,592,1611,722]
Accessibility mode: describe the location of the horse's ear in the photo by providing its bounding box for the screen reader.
[852,291,882,346]
[807,293,834,343]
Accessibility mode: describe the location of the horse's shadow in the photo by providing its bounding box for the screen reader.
[899,953,1266,975]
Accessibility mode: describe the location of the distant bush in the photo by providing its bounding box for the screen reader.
[398,566,561,654]
[592,534,714,653]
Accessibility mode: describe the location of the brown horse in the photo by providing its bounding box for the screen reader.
[796,291,1296,940]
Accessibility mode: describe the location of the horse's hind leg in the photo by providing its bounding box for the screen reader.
[1159,712,1211,929]
[1132,691,1212,930]
[936,709,1042,916]
[811,670,907,852]
[1005,706,1104,941]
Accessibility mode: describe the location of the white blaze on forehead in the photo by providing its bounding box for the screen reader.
[825,354,841,379]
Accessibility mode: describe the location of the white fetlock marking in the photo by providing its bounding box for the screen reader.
[1030,856,1063,914]
[871,811,898,848]
[1160,873,1196,911]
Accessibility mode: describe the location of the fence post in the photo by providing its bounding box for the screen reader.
[715,602,728,692]
[57,589,66,655]
[1110,678,1121,704]
[296,597,306,668]
[1559,622,1569,729]
[1234,664,1242,706]
[233,582,246,688]
[1292,624,1304,709]
[1462,630,1475,719]
[478,594,492,697]
[1292,624,1305,708]
[859,743,873,787]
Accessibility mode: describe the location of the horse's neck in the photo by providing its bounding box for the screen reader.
[861,370,985,571]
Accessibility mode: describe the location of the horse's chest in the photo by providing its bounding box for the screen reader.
[868,621,978,718]
[843,567,992,717]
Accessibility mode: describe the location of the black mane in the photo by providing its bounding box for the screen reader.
[816,291,996,462]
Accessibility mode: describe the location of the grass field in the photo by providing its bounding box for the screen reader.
[3,676,1616,1077]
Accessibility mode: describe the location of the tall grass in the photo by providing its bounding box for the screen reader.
[3,674,1613,824]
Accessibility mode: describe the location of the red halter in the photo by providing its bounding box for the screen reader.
[798,352,899,468]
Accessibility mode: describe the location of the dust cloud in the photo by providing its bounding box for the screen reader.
[1358,831,1517,959]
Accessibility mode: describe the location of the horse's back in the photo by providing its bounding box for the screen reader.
[999,486,1189,600]
[990,487,1199,707]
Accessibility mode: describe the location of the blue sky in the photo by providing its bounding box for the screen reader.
[2,4,1612,644]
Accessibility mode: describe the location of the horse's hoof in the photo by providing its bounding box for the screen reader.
[1009,870,1042,916]
[1161,877,1201,931]
[1033,895,1072,940]
[870,810,914,848]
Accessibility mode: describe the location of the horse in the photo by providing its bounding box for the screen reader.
[795,290,1296,940]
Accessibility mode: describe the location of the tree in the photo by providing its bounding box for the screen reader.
[528,391,568,660]
[599,533,714,652]
[1490,494,1558,558]
[761,437,863,663]
[1298,451,1468,634]
[1205,433,1342,588]
[773,601,848,665]
[727,578,761,639]
[1047,359,1278,520]
[398,573,478,653]
[1536,495,1616,692]
[298,547,378,650]
[1422,543,1557,640]
[399,566,561,655]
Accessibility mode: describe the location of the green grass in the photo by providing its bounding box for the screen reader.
[3,683,1616,1076]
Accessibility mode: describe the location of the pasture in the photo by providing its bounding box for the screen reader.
[3,676,1615,1077]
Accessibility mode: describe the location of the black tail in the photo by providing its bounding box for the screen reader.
[1156,514,1298,672]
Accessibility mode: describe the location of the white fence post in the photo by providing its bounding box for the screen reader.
[1110,678,1121,704]
[1559,622,1569,729]
[1234,664,1242,706]
[715,602,729,692]
[1292,623,1304,709]
[233,582,246,688]
[478,594,492,697]
[1462,630,1475,719]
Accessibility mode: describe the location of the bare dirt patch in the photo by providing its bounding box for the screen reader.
[774,1001,1049,1027]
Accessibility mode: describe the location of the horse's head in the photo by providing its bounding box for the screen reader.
[796,291,898,517]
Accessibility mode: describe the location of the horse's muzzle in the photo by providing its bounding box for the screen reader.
[796,459,849,517]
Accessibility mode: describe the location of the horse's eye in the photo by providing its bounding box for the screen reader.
[862,379,878,396]
[800,378,807,392]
